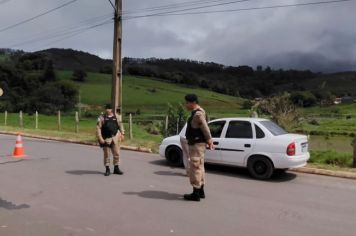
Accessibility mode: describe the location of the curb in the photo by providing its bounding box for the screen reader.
[0,131,153,154]
[290,167,356,180]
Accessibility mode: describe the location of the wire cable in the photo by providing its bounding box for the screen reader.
[4,13,112,48]
[0,0,79,33]
[123,0,352,20]
[122,0,253,18]
[34,19,113,50]
[122,0,239,14]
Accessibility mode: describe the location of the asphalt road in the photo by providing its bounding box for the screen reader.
[0,134,356,236]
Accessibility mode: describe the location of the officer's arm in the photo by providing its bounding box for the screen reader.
[115,114,125,135]
[96,117,105,143]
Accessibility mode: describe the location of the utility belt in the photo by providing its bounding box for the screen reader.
[100,132,119,148]
[187,137,206,146]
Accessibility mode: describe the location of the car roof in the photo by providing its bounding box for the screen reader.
[209,117,269,123]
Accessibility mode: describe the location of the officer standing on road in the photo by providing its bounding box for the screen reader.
[183,94,214,201]
[97,104,125,176]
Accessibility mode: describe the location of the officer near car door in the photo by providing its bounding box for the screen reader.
[97,104,125,176]
[183,94,214,201]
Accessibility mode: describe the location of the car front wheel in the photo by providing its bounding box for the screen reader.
[247,156,274,180]
[165,146,183,167]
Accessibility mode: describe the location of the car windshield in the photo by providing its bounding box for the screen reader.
[259,121,288,136]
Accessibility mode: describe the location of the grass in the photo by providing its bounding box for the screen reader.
[309,150,353,168]
[308,135,354,153]
[308,150,356,173]
[302,103,356,117]
[57,70,247,116]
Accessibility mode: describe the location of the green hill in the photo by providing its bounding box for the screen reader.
[57,70,246,116]
[38,48,111,72]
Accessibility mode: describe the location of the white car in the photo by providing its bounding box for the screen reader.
[159,118,310,180]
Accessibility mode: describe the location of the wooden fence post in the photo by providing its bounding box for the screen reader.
[165,115,169,137]
[352,138,356,168]
[129,113,133,139]
[4,111,7,127]
[57,110,61,131]
[75,111,79,133]
[35,111,38,129]
[19,110,23,128]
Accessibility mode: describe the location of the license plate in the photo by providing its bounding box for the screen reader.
[301,143,308,152]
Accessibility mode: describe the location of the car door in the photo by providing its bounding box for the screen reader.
[219,120,254,166]
[205,120,226,163]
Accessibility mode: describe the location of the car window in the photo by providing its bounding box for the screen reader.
[226,121,253,139]
[208,121,226,138]
[259,121,287,136]
[255,125,265,139]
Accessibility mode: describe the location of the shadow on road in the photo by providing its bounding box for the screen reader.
[0,198,30,210]
[123,191,183,201]
[154,171,187,177]
[66,170,103,176]
[0,159,25,165]
[150,159,297,183]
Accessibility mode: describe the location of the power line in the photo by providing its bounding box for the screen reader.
[122,0,237,14]
[106,0,116,12]
[35,19,113,50]
[124,0,352,20]
[122,0,252,18]
[4,13,112,48]
[0,0,79,33]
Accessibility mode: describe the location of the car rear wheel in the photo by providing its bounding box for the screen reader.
[247,156,274,180]
[165,146,183,167]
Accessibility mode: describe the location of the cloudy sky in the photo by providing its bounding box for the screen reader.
[0,0,355,72]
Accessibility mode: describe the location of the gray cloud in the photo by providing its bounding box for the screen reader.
[0,0,355,72]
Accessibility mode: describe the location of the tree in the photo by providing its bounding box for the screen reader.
[72,69,87,82]
[42,60,56,82]
[290,91,317,107]
[258,93,301,131]
[164,103,188,137]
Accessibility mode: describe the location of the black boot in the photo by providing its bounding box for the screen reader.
[113,165,123,175]
[199,185,205,199]
[184,188,201,201]
[104,167,110,176]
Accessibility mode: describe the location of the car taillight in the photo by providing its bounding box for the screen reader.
[287,142,296,156]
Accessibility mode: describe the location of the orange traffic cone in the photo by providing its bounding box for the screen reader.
[13,134,27,158]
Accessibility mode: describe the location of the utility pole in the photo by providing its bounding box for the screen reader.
[112,0,123,119]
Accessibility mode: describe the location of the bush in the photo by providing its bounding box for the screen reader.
[242,100,253,110]
[72,69,87,82]
[309,119,320,126]
[146,122,162,135]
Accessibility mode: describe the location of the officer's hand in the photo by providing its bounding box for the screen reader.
[120,134,125,141]
[207,139,215,150]
[99,139,105,145]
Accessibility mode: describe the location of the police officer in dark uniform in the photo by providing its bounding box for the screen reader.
[97,104,125,176]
